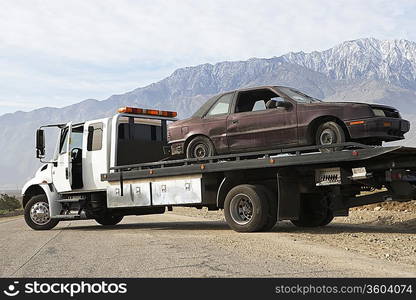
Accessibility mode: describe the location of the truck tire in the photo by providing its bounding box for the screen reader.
[319,210,334,226]
[316,121,345,152]
[94,214,124,226]
[186,136,215,159]
[24,194,59,230]
[290,194,332,227]
[257,186,278,231]
[224,184,269,232]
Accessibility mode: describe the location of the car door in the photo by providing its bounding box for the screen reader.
[226,107,266,151]
[253,101,298,148]
[226,89,298,152]
[52,122,72,192]
[200,92,234,153]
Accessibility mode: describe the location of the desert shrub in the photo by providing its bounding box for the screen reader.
[0,194,21,211]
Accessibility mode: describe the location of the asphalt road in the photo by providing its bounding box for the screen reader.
[1,213,415,277]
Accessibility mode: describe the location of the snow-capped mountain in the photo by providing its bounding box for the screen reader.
[282,38,416,89]
[1,37,416,188]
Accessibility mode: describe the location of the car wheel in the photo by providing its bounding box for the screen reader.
[224,184,269,232]
[186,136,215,159]
[24,194,59,230]
[315,121,345,152]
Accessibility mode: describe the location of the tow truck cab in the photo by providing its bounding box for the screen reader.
[22,108,176,228]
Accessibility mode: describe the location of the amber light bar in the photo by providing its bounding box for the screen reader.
[118,107,177,117]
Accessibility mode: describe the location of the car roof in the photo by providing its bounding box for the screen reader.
[222,85,289,94]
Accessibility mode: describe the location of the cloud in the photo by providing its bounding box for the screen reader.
[0,0,415,115]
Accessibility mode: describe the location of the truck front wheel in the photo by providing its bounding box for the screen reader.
[24,194,59,230]
[94,214,124,226]
[224,184,269,232]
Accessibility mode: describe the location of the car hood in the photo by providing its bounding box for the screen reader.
[168,117,199,128]
[323,102,397,111]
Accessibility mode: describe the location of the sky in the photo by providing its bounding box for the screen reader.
[0,0,416,115]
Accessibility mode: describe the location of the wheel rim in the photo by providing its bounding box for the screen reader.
[320,128,336,145]
[193,143,209,158]
[30,202,51,225]
[229,193,253,225]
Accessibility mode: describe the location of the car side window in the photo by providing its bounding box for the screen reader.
[206,93,233,116]
[235,89,283,113]
[252,100,267,111]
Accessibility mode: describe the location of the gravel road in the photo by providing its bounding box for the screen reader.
[0,206,415,278]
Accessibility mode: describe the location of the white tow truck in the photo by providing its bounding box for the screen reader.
[22,106,416,232]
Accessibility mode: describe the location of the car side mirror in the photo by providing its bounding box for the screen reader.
[36,129,45,158]
[276,101,292,110]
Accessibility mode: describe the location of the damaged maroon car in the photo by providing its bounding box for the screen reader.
[167,86,410,158]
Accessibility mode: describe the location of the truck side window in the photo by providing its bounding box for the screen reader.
[59,127,69,154]
[87,122,103,151]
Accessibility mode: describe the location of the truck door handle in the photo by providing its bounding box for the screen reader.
[232,120,239,124]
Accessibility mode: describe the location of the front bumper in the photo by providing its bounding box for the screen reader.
[346,117,410,141]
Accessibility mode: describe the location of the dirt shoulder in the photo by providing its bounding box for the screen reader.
[170,201,416,268]
[0,209,23,218]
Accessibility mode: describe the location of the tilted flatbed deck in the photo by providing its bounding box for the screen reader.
[103,143,416,181]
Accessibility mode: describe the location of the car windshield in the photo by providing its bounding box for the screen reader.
[192,96,219,117]
[278,87,322,103]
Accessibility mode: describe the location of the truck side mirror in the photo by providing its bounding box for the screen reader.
[36,129,45,158]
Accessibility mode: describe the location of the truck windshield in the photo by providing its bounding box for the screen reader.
[278,87,322,103]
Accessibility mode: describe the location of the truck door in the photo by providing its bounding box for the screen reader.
[52,122,72,192]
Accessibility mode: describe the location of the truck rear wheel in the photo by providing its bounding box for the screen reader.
[224,184,269,232]
[291,194,333,227]
[94,214,124,226]
[257,186,278,231]
[24,194,59,230]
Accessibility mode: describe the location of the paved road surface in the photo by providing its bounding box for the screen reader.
[1,213,415,277]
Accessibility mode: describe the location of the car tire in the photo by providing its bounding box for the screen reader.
[315,121,345,152]
[224,184,269,232]
[186,136,215,159]
[94,214,124,226]
[24,194,59,230]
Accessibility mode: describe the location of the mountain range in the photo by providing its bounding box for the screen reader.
[1,37,416,189]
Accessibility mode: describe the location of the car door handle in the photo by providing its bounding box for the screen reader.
[232,120,239,124]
